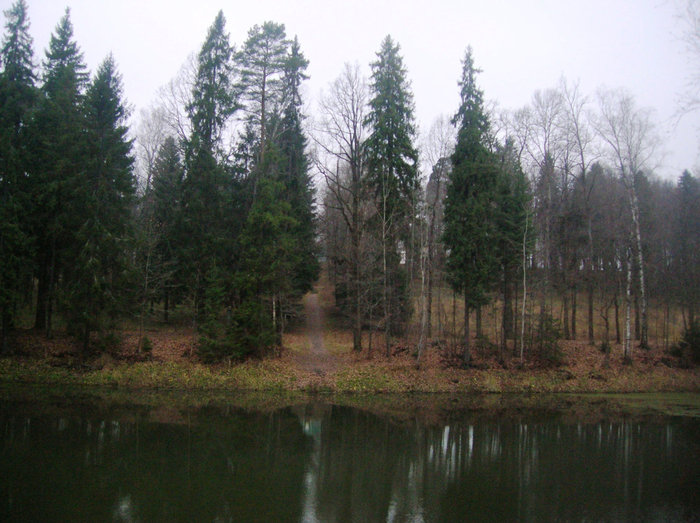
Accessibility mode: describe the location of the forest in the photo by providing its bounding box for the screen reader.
[0,1,698,370]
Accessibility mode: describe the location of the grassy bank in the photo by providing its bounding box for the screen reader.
[1,349,698,394]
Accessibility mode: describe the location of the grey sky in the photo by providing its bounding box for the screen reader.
[13,0,700,178]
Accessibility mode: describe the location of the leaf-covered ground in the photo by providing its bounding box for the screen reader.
[1,321,698,393]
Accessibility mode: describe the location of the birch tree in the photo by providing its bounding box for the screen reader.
[595,88,659,352]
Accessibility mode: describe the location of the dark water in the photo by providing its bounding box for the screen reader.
[1,396,698,522]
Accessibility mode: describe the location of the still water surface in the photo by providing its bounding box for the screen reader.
[1,395,698,522]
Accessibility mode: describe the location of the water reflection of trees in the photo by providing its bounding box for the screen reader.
[0,403,698,522]
[300,406,699,522]
[0,407,312,522]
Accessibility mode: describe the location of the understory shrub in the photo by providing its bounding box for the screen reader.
[533,314,563,366]
[671,321,700,367]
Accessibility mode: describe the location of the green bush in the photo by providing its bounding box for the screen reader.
[140,336,153,353]
[672,321,700,367]
[534,314,563,366]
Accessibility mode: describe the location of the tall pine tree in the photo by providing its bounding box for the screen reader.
[32,8,88,335]
[364,35,419,355]
[0,0,36,351]
[187,10,236,157]
[236,21,288,166]
[494,137,531,349]
[274,36,318,305]
[182,11,237,325]
[64,54,134,351]
[151,136,185,322]
[443,47,499,365]
[672,170,700,327]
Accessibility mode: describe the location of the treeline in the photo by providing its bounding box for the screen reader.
[1,2,698,364]
[318,51,700,363]
[0,3,317,358]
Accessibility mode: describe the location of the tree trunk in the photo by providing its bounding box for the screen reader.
[587,280,594,344]
[352,231,362,352]
[629,185,648,348]
[634,293,640,341]
[603,306,610,344]
[614,291,621,345]
[34,258,48,332]
[539,272,547,338]
[368,303,373,356]
[520,214,529,363]
[475,305,482,339]
[463,293,470,366]
[571,287,577,340]
[164,291,169,323]
[1,306,8,354]
[426,249,433,340]
[352,167,363,352]
[563,292,570,339]
[82,323,90,354]
[624,246,632,362]
[664,300,670,351]
[383,245,390,358]
[416,252,427,363]
[46,235,56,339]
[587,216,595,344]
[502,270,513,348]
[452,289,456,342]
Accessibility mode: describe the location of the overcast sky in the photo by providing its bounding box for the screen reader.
[12,0,700,178]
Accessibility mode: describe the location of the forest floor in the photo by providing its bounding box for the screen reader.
[291,292,338,378]
[1,280,699,393]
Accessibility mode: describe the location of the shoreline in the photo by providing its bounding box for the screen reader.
[1,380,699,421]
[1,354,698,395]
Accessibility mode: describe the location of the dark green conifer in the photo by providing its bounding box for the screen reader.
[64,55,134,351]
[0,0,36,351]
[364,35,418,354]
[443,47,499,364]
[32,8,88,335]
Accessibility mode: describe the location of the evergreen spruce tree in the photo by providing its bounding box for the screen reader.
[443,47,499,365]
[187,10,236,157]
[182,11,237,329]
[235,169,298,355]
[672,170,700,326]
[274,36,318,305]
[364,35,419,226]
[0,0,36,351]
[64,55,134,351]
[364,35,418,355]
[494,138,531,347]
[151,136,185,321]
[32,8,88,335]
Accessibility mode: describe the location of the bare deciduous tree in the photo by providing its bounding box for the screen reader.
[156,53,196,147]
[135,104,168,194]
[595,88,660,354]
[677,0,700,118]
[559,78,599,343]
[314,63,369,352]
[421,115,454,344]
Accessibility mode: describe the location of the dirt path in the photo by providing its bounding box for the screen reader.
[296,292,337,375]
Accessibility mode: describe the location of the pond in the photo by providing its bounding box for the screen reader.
[0,390,698,522]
